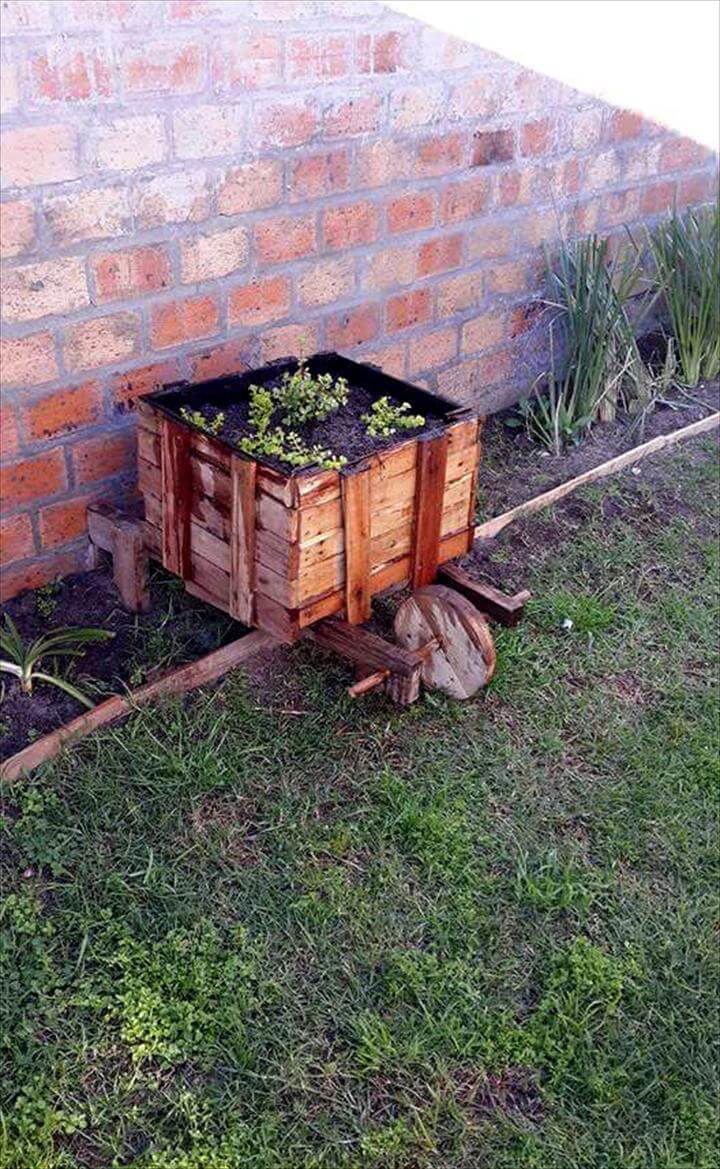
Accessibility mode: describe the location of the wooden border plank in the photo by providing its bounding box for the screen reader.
[341,465,372,624]
[411,431,449,588]
[0,631,274,782]
[160,417,192,578]
[475,412,720,541]
[229,454,257,625]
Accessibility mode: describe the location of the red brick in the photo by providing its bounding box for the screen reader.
[436,359,478,403]
[449,77,498,119]
[509,301,544,338]
[658,137,708,173]
[150,296,219,350]
[188,339,255,383]
[0,549,85,604]
[416,133,466,176]
[121,39,204,94]
[0,201,36,258]
[111,359,182,411]
[63,313,140,371]
[0,59,19,113]
[290,149,350,201]
[324,303,379,349]
[477,348,513,384]
[640,181,677,215]
[356,140,414,188]
[323,202,379,250]
[3,256,88,323]
[601,188,641,227]
[66,2,155,28]
[92,116,166,171]
[1,450,67,508]
[298,258,355,308]
[2,123,79,188]
[585,149,622,191]
[461,313,508,354]
[387,192,435,234]
[72,430,134,485]
[359,343,406,379]
[179,226,249,283]
[170,0,235,18]
[0,513,34,565]
[1,333,58,388]
[217,159,282,215]
[254,100,318,149]
[1,2,54,32]
[386,289,431,333]
[436,272,483,317]
[607,110,644,142]
[27,47,112,103]
[210,34,281,90]
[324,94,382,138]
[134,171,210,228]
[522,209,558,249]
[173,104,243,160]
[676,173,717,206]
[487,259,535,295]
[288,35,351,80]
[390,84,444,130]
[357,30,408,74]
[24,382,103,440]
[363,245,416,292]
[259,323,319,364]
[440,176,490,224]
[228,276,291,326]
[468,221,513,261]
[520,118,553,157]
[92,245,172,303]
[417,233,463,277]
[498,168,535,207]
[1,405,20,455]
[44,186,131,245]
[39,497,92,549]
[472,128,514,167]
[408,326,457,373]
[255,214,317,264]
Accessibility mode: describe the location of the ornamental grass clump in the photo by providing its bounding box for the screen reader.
[645,202,720,387]
[0,615,113,708]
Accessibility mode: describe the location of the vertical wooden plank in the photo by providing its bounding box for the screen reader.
[464,417,483,552]
[160,417,192,578]
[113,523,150,612]
[341,464,372,624]
[229,454,257,625]
[411,431,449,588]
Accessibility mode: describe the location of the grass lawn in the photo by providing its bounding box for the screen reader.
[2,437,718,1169]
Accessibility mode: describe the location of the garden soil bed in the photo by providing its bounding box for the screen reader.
[477,379,719,521]
[0,567,239,760]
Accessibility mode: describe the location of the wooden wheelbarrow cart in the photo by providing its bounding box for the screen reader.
[89,353,529,705]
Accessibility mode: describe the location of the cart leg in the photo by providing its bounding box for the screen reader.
[87,503,151,613]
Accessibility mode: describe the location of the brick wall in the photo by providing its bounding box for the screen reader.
[1,0,717,601]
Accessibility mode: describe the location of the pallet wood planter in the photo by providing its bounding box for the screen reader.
[137,353,482,643]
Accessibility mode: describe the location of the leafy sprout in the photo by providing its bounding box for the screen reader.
[0,615,114,709]
[362,396,425,438]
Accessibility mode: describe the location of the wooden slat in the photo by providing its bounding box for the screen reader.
[341,465,372,624]
[411,431,449,589]
[229,454,257,625]
[160,417,192,578]
[437,564,531,626]
[309,618,421,677]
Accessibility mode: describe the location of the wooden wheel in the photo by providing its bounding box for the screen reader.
[394,584,496,699]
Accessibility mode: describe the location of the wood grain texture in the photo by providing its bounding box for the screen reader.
[394,584,495,699]
[341,465,372,624]
[160,417,192,578]
[229,454,257,625]
[437,563,530,626]
[411,431,449,588]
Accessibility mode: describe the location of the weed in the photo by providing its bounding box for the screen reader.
[362,396,425,438]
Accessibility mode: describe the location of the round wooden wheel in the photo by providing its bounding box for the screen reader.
[394,584,496,699]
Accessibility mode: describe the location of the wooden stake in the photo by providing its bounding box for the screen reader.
[229,454,257,625]
[341,465,372,624]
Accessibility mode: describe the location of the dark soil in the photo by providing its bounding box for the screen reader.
[191,380,445,473]
[0,566,240,760]
[477,378,719,520]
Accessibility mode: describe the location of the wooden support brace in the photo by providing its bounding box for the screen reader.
[160,417,192,579]
[309,617,423,705]
[229,454,257,625]
[437,563,530,626]
[87,502,151,612]
[411,431,449,588]
[341,464,372,624]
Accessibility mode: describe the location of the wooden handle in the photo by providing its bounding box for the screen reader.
[347,668,390,698]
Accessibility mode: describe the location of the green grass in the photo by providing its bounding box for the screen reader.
[2,440,718,1169]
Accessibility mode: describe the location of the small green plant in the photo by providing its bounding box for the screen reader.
[274,361,349,427]
[645,201,720,386]
[362,396,425,438]
[34,580,61,619]
[179,406,226,436]
[0,614,114,708]
[238,384,347,470]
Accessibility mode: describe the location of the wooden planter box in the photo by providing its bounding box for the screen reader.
[137,353,482,642]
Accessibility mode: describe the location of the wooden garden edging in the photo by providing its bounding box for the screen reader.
[0,630,273,782]
[474,411,720,541]
[2,409,717,782]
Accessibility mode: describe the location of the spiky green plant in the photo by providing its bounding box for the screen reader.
[0,615,113,708]
[645,202,720,387]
